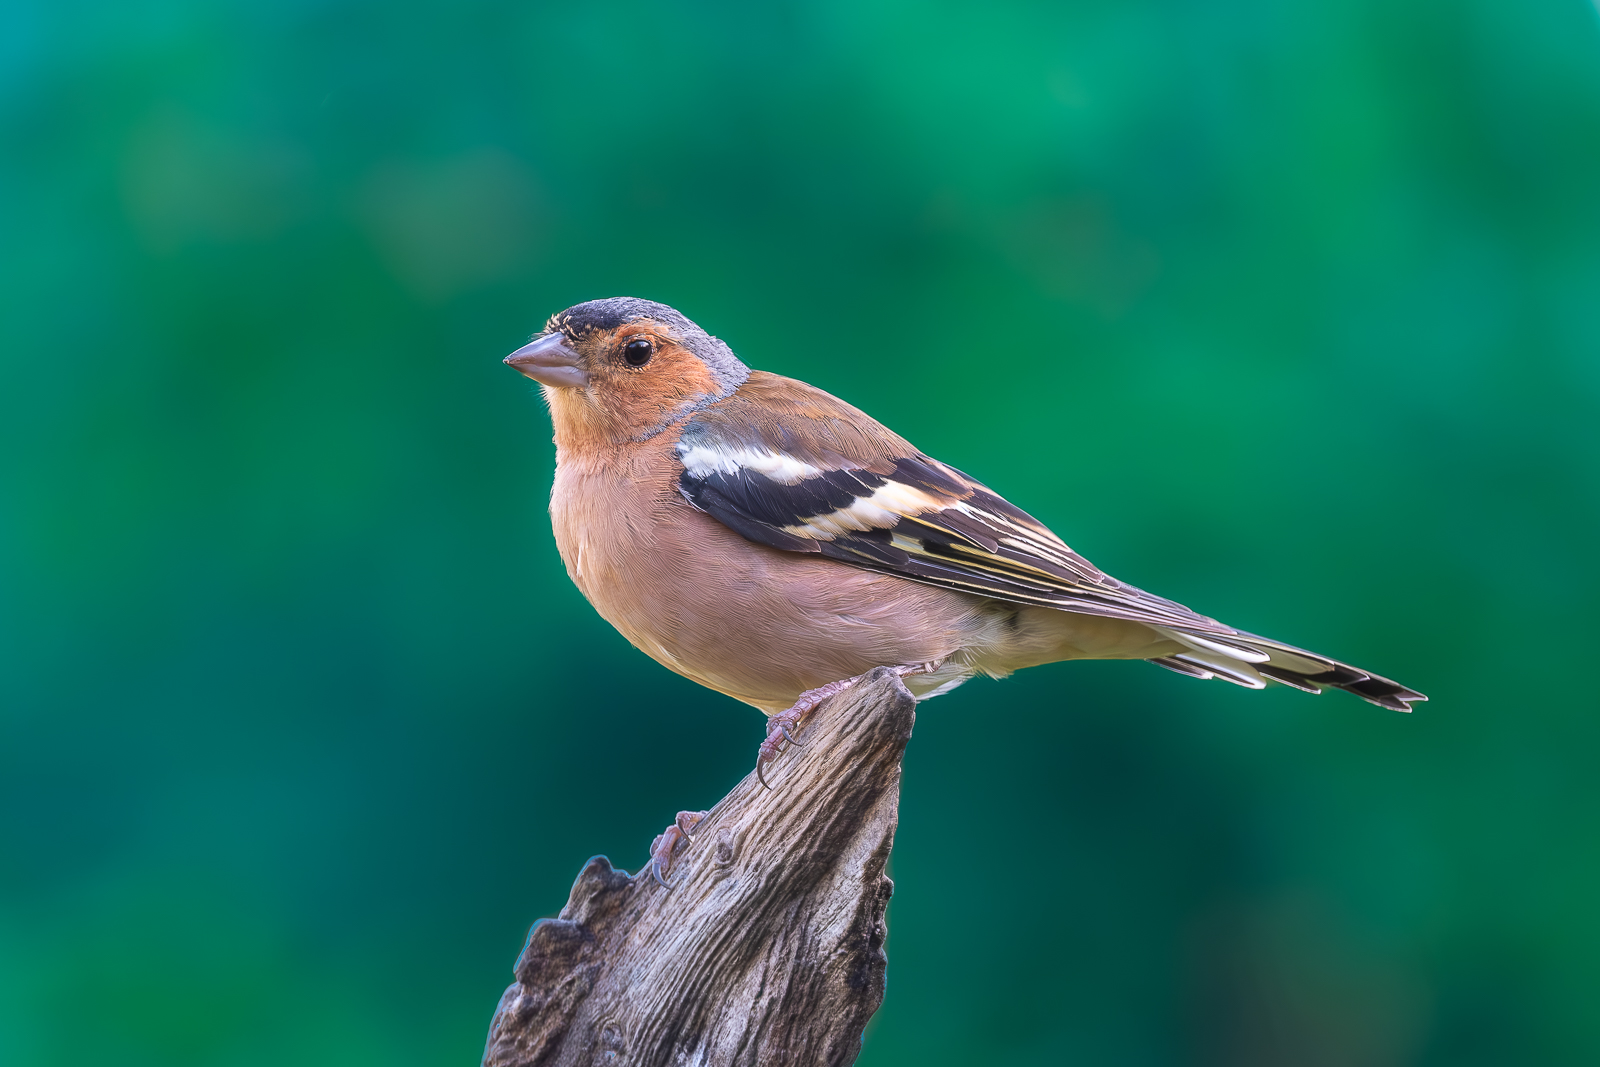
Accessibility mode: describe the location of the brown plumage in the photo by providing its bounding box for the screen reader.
[507,297,1425,760]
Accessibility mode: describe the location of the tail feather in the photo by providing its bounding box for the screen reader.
[1254,664,1325,694]
[1168,651,1268,689]
[1151,626,1426,712]
[1150,656,1215,682]
[1173,632,1271,664]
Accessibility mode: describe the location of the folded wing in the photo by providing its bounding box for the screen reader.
[676,372,1426,712]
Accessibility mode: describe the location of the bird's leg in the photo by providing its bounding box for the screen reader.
[756,661,941,788]
[642,809,709,889]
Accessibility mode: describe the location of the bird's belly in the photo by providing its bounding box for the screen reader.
[553,483,992,712]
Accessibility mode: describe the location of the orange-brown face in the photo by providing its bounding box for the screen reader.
[507,319,724,450]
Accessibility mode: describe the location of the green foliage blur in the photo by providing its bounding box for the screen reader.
[3,1,1599,1063]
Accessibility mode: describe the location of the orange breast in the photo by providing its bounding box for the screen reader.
[548,434,992,712]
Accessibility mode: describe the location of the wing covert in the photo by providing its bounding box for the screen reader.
[673,372,1237,635]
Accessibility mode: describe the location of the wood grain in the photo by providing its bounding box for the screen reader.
[482,667,916,1067]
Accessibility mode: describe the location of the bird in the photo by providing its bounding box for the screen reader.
[504,296,1425,882]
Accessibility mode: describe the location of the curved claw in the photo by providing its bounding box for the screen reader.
[757,759,773,790]
[778,723,803,747]
[650,857,676,890]
[676,811,706,843]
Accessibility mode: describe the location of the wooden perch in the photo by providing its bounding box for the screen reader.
[483,667,917,1067]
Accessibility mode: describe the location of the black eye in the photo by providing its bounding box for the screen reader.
[622,339,654,367]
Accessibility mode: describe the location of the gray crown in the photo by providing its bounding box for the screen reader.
[548,297,750,397]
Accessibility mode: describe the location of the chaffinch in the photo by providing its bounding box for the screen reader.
[505,297,1424,878]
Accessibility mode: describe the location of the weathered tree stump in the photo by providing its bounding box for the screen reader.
[482,667,917,1067]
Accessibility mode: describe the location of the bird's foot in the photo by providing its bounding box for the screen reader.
[755,661,941,789]
[642,809,709,889]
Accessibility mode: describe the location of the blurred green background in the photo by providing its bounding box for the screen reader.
[3,0,1599,1063]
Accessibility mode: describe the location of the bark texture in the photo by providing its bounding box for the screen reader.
[482,667,916,1067]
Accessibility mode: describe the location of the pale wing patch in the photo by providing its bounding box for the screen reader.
[779,480,950,540]
[676,442,823,485]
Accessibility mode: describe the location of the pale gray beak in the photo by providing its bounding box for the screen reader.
[504,333,588,389]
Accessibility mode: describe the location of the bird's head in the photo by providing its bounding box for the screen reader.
[505,297,749,449]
